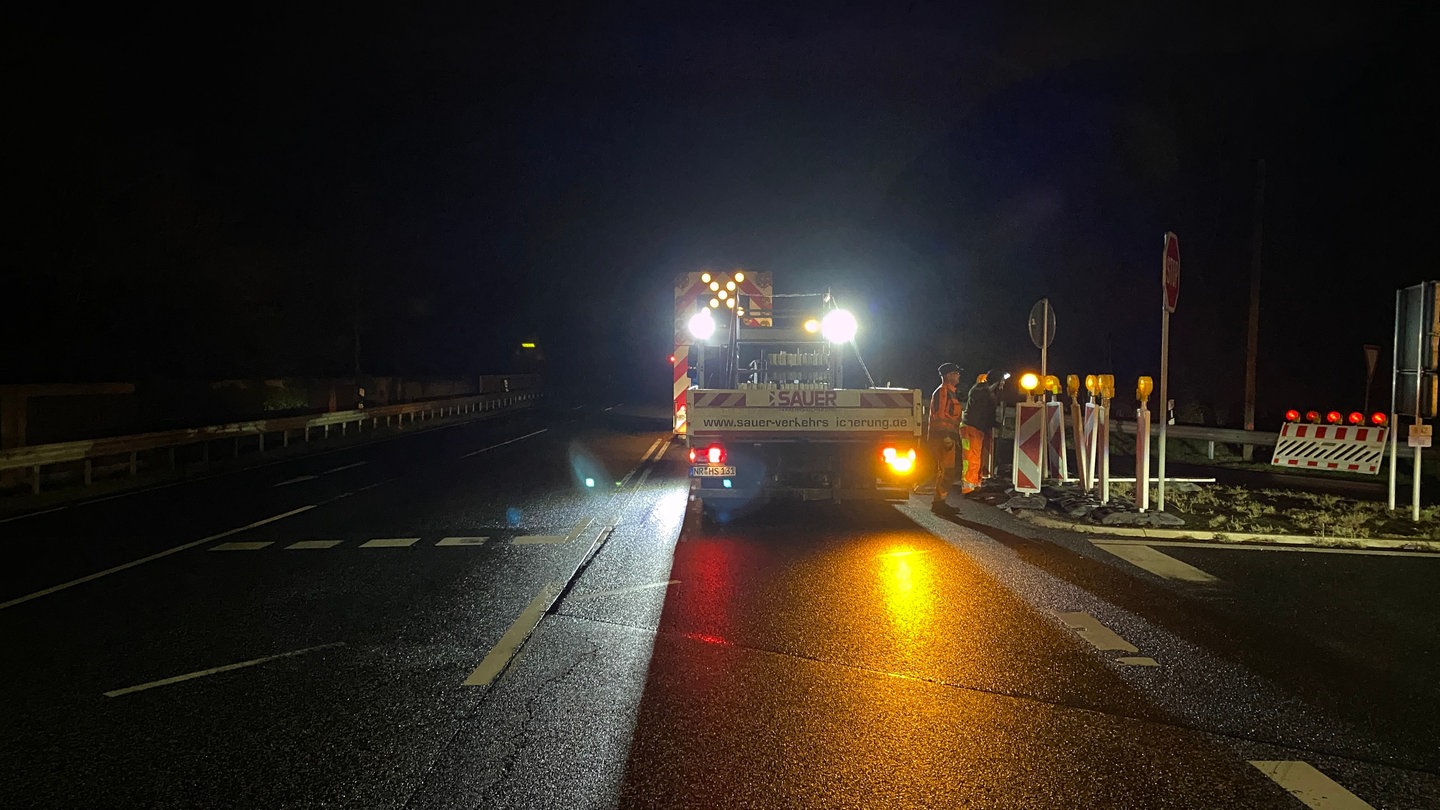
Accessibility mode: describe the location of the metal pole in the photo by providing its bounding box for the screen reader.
[1040,299,1049,482]
[1243,159,1264,461]
[1413,424,1423,523]
[1158,309,1170,511]
[1389,290,1400,512]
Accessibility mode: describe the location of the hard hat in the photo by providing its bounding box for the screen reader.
[937,362,961,377]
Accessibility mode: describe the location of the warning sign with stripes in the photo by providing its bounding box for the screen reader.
[1271,423,1389,475]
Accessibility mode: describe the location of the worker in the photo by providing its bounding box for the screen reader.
[960,369,1004,493]
[928,362,964,514]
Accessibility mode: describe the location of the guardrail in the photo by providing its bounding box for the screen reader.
[1110,418,1279,459]
[0,391,541,494]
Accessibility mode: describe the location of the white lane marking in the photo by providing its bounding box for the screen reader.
[210,541,274,552]
[617,438,669,488]
[437,536,490,547]
[576,579,680,600]
[353,480,391,493]
[1092,542,1219,583]
[459,428,549,459]
[1249,761,1374,809]
[0,506,68,524]
[0,505,316,611]
[104,642,346,698]
[360,538,419,548]
[464,583,561,687]
[1094,538,1440,559]
[1118,657,1160,667]
[1057,612,1140,653]
[322,461,367,474]
[286,540,342,550]
[274,475,319,487]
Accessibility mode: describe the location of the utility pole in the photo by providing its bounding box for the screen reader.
[1243,158,1265,460]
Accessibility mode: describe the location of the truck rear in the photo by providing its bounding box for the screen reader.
[671,270,924,519]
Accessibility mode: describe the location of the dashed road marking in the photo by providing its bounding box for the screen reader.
[274,475,319,487]
[1057,612,1140,653]
[323,461,367,474]
[464,583,561,687]
[576,579,680,600]
[104,642,346,698]
[286,540,343,550]
[211,541,275,552]
[359,537,420,549]
[436,536,490,547]
[1092,541,1219,583]
[1250,761,1373,809]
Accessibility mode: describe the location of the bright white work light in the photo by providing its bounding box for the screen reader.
[821,308,858,343]
[688,309,716,340]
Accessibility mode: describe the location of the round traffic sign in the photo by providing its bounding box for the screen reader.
[1028,298,1056,350]
[1163,232,1181,313]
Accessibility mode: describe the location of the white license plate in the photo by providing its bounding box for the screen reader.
[690,465,736,477]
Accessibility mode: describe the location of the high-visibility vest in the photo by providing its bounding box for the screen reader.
[929,383,963,435]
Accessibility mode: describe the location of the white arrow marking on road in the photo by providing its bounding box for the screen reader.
[104,642,346,698]
[274,475,319,487]
[1092,541,1219,583]
[1057,612,1140,653]
[0,505,316,611]
[1249,761,1373,809]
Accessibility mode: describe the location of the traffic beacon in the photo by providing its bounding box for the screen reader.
[1012,372,1046,493]
[1135,376,1154,512]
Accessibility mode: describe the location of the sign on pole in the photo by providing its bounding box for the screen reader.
[1158,232,1180,511]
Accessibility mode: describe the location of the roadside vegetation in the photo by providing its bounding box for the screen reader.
[1106,481,1440,541]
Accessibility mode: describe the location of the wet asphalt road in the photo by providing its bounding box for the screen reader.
[1,403,1438,808]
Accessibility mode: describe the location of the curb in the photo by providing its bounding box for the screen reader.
[1012,509,1440,553]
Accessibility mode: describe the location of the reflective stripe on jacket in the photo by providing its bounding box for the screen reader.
[929,383,963,436]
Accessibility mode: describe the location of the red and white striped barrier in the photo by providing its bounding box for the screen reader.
[1271,423,1388,475]
[1013,402,1045,493]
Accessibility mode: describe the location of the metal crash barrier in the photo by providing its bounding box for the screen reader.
[0,391,542,495]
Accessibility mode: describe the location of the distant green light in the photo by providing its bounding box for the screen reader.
[584,478,594,488]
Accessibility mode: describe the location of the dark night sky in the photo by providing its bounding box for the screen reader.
[5,3,1437,423]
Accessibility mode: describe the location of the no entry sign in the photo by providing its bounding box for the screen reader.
[1163,232,1181,313]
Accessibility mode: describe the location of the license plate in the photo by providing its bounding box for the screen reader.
[690,465,736,477]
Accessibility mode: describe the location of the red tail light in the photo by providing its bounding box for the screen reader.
[1371,412,1389,426]
[1284,409,1300,422]
[1326,411,1342,424]
[706,445,725,464]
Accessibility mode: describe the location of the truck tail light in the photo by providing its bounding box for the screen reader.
[692,444,726,464]
[882,446,917,474]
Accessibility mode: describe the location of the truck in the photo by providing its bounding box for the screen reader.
[671,270,924,522]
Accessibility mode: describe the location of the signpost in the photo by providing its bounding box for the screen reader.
[1158,233,1180,511]
[1028,298,1056,482]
